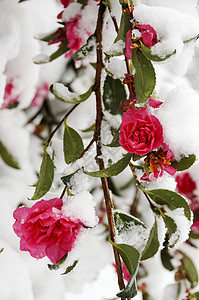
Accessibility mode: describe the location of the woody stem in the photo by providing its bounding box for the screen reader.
[93,1,126,296]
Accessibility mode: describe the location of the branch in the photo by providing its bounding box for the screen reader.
[94,1,125,295]
[45,103,79,146]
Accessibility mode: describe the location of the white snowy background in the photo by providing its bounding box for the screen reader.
[1,0,199,299]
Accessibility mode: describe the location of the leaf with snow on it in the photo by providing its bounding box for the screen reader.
[33,40,69,64]
[105,40,125,57]
[114,211,149,252]
[50,83,93,104]
[71,34,96,60]
[144,189,192,221]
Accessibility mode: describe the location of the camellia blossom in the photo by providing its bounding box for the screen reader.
[176,172,197,199]
[31,83,49,107]
[60,0,71,8]
[13,198,83,264]
[135,24,157,48]
[1,80,20,109]
[125,24,157,58]
[141,147,177,181]
[119,108,164,155]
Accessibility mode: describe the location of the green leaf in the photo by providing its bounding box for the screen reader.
[145,189,192,221]
[34,40,69,64]
[63,123,84,164]
[114,10,132,43]
[140,42,176,62]
[109,238,140,298]
[48,254,68,270]
[62,260,78,275]
[162,214,179,247]
[0,248,4,254]
[181,251,198,288]
[105,126,121,147]
[192,292,199,299]
[0,140,20,169]
[171,154,196,171]
[36,29,63,43]
[84,153,132,177]
[184,34,199,44]
[117,265,139,299]
[49,40,69,62]
[132,48,156,103]
[30,150,54,200]
[77,0,87,7]
[109,238,140,275]
[161,247,174,271]
[81,123,95,133]
[50,83,93,104]
[141,218,159,261]
[61,169,81,187]
[71,35,96,60]
[114,211,147,235]
[190,231,199,239]
[103,75,126,115]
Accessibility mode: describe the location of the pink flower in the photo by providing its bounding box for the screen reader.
[125,24,157,59]
[191,218,199,232]
[176,172,197,199]
[141,147,176,181]
[31,83,49,107]
[1,80,20,109]
[125,30,133,59]
[148,97,163,108]
[135,24,157,48]
[60,0,71,8]
[119,108,163,155]
[65,16,84,58]
[13,198,83,264]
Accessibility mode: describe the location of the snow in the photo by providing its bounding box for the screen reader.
[1,0,199,299]
[166,207,192,248]
[114,210,150,252]
[52,83,78,101]
[62,191,98,227]
[156,86,199,160]
[134,4,199,58]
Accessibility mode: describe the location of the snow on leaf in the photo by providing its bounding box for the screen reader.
[50,83,93,104]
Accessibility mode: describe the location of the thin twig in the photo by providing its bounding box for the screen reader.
[60,185,67,199]
[45,103,79,146]
[78,137,95,159]
[94,1,125,296]
[129,163,156,210]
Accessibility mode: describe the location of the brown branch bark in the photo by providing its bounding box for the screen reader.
[93,1,125,296]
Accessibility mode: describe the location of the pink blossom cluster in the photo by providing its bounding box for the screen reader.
[119,105,176,181]
[13,198,84,264]
[52,0,99,58]
[126,24,157,58]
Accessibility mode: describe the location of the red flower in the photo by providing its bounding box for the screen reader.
[176,172,197,199]
[119,108,163,155]
[13,198,83,264]
[141,147,176,181]
[125,24,157,59]
[60,0,71,8]
[135,24,157,48]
